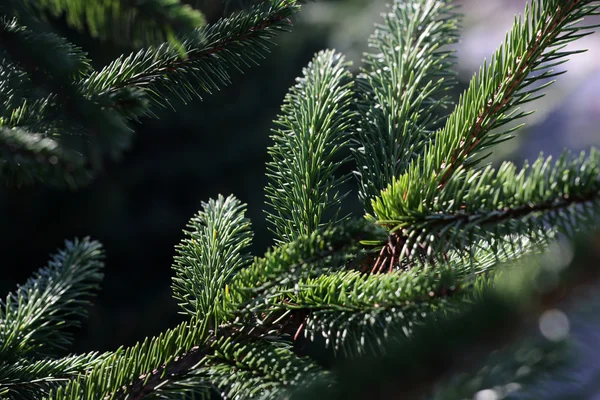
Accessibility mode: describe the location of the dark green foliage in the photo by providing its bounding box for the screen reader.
[0,0,298,188]
[288,233,600,400]
[372,150,600,262]
[172,195,253,325]
[2,0,206,48]
[227,219,381,314]
[265,49,354,243]
[82,0,299,116]
[0,238,104,361]
[390,0,600,199]
[1,0,600,399]
[352,0,459,210]
[0,353,107,400]
[0,127,89,187]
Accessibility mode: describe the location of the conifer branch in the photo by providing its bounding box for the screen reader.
[258,236,537,355]
[81,0,299,116]
[0,127,90,187]
[48,319,208,399]
[290,233,600,400]
[0,17,91,81]
[265,49,355,243]
[190,338,324,399]
[0,238,104,361]
[49,324,321,399]
[373,150,600,262]
[227,219,382,314]
[3,0,206,48]
[353,0,459,210]
[0,17,134,169]
[3,0,600,398]
[172,194,253,324]
[422,0,598,190]
[120,344,212,400]
[0,353,106,400]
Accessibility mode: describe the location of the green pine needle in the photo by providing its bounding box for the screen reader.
[373,150,600,261]
[0,127,90,187]
[0,238,104,361]
[386,0,600,206]
[353,0,460,211]
[4,0,206,48]
[81,0,300,117]
[265,49,355,243]
[172,194,253,326]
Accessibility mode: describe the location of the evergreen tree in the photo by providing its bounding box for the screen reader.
[1,0,600,399]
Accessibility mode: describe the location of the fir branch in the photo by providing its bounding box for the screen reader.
[289,233,600,400]
[262,235,538,356]
[0,126,90,187]
[81,0,300,117]
[265,49,355,243]
[0,238,104,361]
[353,0,459,210]
[172,194,253,325]
[0,68,91,140]
[120,344,212,400]
[47,319,208,399]
[286,267,463,312]
[146,338,324,399]
[0,17,134,169]
[373,150,600,262]
[0,61,28,113]
[191,338,324,399]
[48,324,320,399]
[2,0,206,48]
[0,17,91,81]
[410,0,599,193]
[227,219,383,314]
[0,352,107,400]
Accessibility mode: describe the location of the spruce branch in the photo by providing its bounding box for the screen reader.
[410,0,599,193]
[2,0,206,48]
[263,235,538,356]
[81,0,300,117]
[0,1,299,187]
[353,0,460,210]
[0,17,134,169]
[289,233,600,400]
[47,322,321,399]
[265,49,355,243]
[188,338,324,399]
[0,238,104,361]
[227,219,383,315]
[0,17,91,82]
[0,352,107,400]
[3,0,600,397]
[372,150,600,262]
[172,194,253,326]
[0,127,90,187]
[47,318,208,399]
[119,343,212,400]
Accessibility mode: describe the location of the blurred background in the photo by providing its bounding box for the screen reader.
[0,0,599,356]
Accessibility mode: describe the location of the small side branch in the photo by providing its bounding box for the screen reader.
[115,345,212,400]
